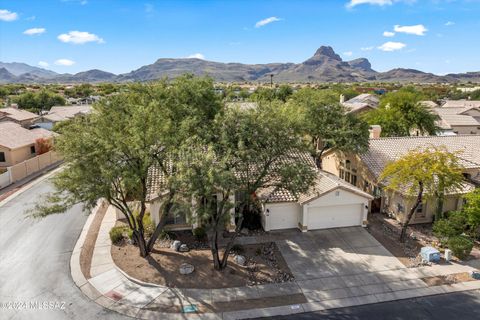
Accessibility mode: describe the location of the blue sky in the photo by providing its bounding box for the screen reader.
[1,0,479,75]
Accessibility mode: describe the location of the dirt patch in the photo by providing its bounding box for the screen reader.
[112,240,293,289]
[422,272,475,286]
[80,201,108,278]
[367,214,423,267]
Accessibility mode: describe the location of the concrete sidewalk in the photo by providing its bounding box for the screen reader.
[71,205,480,319]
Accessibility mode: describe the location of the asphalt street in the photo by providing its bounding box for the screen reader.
[268,289,480,320]
[0,178,130,320]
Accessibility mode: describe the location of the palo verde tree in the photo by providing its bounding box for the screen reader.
[176,105,317,270]
[32,75,222,257]
[380,146,464,242]
[364,87,439,137]
[285,88,369,169]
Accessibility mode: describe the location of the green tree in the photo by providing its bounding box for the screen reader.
[462,188,480,238]
[15,90,65,112]
[286,88,369,168]
[176,105,316,270]
[364,88,439,137]
[276,84,294,102]
[380,146,464,242]
[32,76,222,257]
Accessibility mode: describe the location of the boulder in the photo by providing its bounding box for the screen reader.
[179,263,194,275]
[179,244,190,252]
[171,240,181,252]
[234,255,246,266]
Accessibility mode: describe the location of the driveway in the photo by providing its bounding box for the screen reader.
[276,227,412,300]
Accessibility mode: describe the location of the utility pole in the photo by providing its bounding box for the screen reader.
[270,74,274,88]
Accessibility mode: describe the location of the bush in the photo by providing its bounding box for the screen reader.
[109,226,124,244]
[159,229,175,240]
[231,244,244,255]
[433,211,466,245]
[448,236,474,260]
[129,211,155,237]
[193,227,207,239]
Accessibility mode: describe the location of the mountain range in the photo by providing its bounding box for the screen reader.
[1,46,479,84]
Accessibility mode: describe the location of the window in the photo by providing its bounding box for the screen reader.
[339,169,345,180]
[416,202,426,218]
[30,146,36,154]
[0,152,5,162]
[345,160,351,170]
[345,172,351,182]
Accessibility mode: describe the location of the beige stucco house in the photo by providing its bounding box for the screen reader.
[34,105,92,130]
[341,93,380,115]
[322,130,480,225]
[0,107,39,128]
[145,153,373,232]
[0,122,54,168]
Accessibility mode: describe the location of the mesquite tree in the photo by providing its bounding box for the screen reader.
[380,146,464,242]
[31,76,221,257]
[176,105,317,270]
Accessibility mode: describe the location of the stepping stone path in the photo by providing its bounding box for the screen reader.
[179,263,194,275]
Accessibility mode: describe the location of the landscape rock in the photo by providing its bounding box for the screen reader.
[179,263,194,275]
[171,240,181,251]
[179,244,190,252]
[234,255,246,266]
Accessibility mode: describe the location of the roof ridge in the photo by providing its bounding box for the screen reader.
[370,134,480,141]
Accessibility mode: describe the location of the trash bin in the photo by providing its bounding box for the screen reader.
[420,246,441,263]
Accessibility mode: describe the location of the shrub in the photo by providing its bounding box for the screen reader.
[129,211,155,237]
[433,211,466,245]
[448,236,474,260]
[159,229,176,240]
[109,226,124,244]
[193,227,207,239]
[231,244,244,254]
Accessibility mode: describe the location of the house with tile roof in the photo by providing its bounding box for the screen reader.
[145,152,373,232]
[431,104,480,135]
[0,121,55,167]
[0,107,39,127]
[34,105,92,130]
[322,132,480,225]
[342,93,380,115]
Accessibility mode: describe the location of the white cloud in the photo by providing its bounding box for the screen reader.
[378,41,406,51]
[186,53,205,60]
[255,16,281,28]
[58,31,104,44]
[346,0,416,8]
[0,9,18,21]
[38,61,49,67]
[445,21,455,26]
[383,31,395,37]
[343,51,353,57]
[54,59,75,66]
[361,46,374,51]
[23,27,46,35]
[347,0,392,8]
[393,24,427,36]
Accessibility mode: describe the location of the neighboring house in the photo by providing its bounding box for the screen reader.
[431,104,480,135]
[0,122,55,167]
[34,105,92,130]
[322,131,480,225]
[66,96,101,105]
[145,152,372,232]
[341,93,380,115]
[420,100,439,109]
[0,107,39,127]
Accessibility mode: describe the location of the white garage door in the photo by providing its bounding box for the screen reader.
[308,204,362,230]
[267,204,299,230]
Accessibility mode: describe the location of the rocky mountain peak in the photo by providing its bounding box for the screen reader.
[313,46,342,61]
